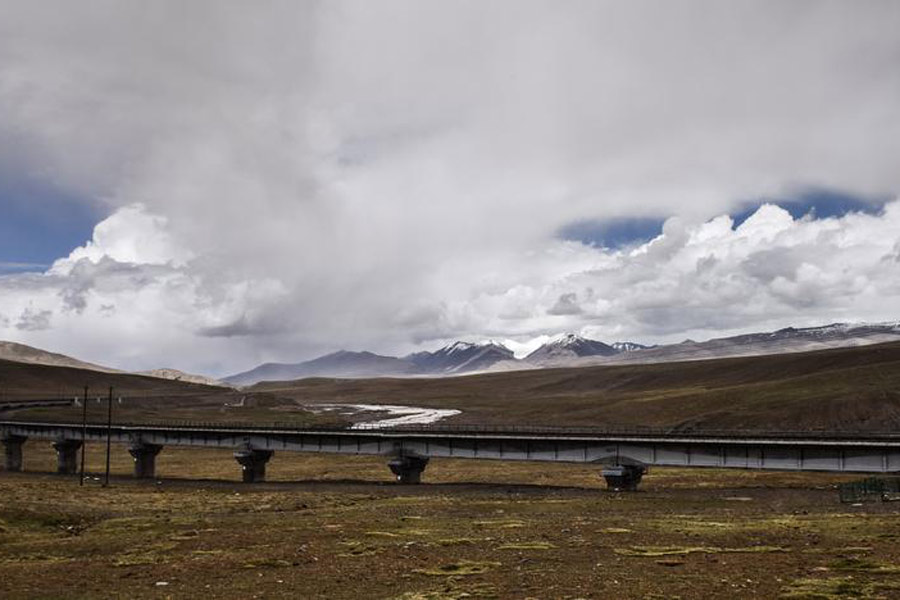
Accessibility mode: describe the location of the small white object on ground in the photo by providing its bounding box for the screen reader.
[305,403,461,428]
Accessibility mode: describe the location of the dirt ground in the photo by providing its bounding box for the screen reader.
[2,443,900,599]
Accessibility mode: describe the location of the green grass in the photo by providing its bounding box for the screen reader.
[415,561,502,576]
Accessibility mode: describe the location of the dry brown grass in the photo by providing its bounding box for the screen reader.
[248,342,900,432]
[2,443,899,599]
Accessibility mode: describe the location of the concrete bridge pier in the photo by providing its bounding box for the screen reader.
[602,465,647,491]
[129,442,163,479]
[2,435,26,472]
[51,439,83,475]
[388,455,429,484]
[234,446,274,483]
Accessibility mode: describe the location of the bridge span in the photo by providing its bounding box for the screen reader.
[3,420,900,489]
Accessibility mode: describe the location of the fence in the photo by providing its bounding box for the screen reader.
[838,477,900,503]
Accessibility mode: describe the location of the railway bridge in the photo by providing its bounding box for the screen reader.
[3,418,900,490]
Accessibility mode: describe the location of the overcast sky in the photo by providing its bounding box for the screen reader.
[1,1,899,376]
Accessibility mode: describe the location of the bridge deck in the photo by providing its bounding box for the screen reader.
[3,419,900,477]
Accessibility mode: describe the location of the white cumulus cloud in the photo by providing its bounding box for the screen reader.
[0,1,899,375]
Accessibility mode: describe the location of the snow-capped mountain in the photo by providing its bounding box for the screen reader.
[224,321,900,386]
[227,341,517,385]
[591,321,900,366]
[406,340,515,374]
[525,333,618,363]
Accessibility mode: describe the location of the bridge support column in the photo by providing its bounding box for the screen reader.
[388,455,429,484]
[52,439,83,475]
[234,446,273,483]
[602,465,646,491]
[2,435,26,472]
[129,443,163,479]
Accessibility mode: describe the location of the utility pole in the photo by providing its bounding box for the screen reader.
[80,385,88,486]
[103,386,112,487]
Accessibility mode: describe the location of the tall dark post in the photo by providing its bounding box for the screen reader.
[103,386,112,487]
[80,385,88,486]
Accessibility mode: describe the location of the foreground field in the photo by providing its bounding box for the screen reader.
[2,444,899,599]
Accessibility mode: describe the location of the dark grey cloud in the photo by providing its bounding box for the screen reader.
[197,313,293,339]
[16,308,52,331]
[547,293,583,316]
[197,317,256,338]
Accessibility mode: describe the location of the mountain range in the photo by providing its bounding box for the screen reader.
[224,341,518,386]
[221,335,652,385]
[224,321,900,386]
[3,320,899,388]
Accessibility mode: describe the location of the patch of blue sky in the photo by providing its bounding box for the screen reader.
[732,187,889,228]
[559,187,890,250]
[557,216,665,249]
[0,178,101,273]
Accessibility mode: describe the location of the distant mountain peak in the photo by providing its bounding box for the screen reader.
[546,332,583,344]
[526,333,618,362]
[443,339,510,353]
[405,339,514,375]
[224,349,417,386]
[445,341,476,354]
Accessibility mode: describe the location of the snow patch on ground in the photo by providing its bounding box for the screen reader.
[305,403,461,429]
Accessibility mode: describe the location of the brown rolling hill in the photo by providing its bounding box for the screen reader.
[0,358,346,428]
[0,340,117,373]
[0,357,226,401]
[250,341,900,433]
[5,341,900,433]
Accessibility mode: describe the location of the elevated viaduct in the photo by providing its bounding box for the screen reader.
[3,419,900,490]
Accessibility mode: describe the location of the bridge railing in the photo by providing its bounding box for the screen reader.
[3,416,900,441]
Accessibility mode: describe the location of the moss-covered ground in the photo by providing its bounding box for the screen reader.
[2,442,900,598]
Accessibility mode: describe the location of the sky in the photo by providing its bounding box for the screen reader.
[0,1,899,376]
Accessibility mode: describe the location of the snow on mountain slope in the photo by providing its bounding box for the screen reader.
[575,321,900,367]
[525,333,618,363]
[407,340,515,374]
[227,320,900,385]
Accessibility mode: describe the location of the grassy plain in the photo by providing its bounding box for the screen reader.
[7,342,900,434]
[2,443,900,599]
[252,342,900,432]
